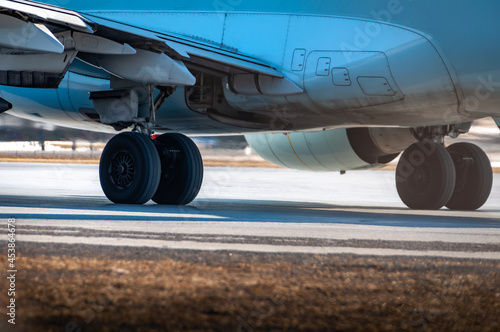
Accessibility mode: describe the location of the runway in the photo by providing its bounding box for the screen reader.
[1,162,499,260]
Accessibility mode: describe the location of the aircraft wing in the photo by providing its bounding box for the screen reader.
[0,0,283,90]
[84,15,284,78]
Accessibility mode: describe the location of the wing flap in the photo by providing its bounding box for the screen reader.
[0,15,64,53]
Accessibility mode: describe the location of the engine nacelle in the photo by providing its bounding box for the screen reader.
[245,128,417,172]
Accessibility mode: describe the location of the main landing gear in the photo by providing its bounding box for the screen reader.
[99,132,203,205]
[396,141,493,210]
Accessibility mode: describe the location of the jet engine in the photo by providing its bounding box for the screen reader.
[245,128,417,171]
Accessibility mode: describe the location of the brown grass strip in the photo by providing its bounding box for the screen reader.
[1,252,498,332]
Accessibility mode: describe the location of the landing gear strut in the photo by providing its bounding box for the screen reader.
[396,141,493,210]
[96,82,203,205]
[99,132,203,205]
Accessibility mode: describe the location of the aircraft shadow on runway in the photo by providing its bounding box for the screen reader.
[0,194,499,229]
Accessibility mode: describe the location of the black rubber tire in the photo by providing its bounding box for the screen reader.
[445,143,493,211]
[100,132,161,204]
[396,142,456,210]
[152,133,203,205]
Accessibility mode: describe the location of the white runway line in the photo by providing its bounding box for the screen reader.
[18,235,500,260]
[1,164,499,259]
[14,220,500,244]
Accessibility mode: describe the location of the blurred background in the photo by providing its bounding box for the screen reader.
[0,112,498,168]
[0,112,264,166]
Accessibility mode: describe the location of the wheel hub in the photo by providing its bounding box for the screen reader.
[110,151,135,189]
[408,164,432,194]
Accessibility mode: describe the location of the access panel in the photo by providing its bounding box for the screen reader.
[304,51,404,111]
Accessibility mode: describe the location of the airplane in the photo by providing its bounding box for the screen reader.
[0,0,499,210]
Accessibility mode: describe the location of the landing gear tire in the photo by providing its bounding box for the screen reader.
[100,132,161,204]
[396,142,456,210]
[445,143,492,211]
[152,133,203,205]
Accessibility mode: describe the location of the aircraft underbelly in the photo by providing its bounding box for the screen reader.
[1,9,493,134]
[304,51,405,111]
[301,43,459,126]
[219,14,463,128]
[291,17,460,126]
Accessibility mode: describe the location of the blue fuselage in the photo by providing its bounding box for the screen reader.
[2,1,499,134]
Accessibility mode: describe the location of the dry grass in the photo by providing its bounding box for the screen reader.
[1,252,499,332]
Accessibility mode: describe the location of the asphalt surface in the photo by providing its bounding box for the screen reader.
[0,163,499,260]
